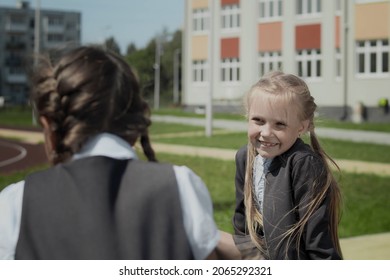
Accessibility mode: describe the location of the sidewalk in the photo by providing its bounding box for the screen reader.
[1,124,390,259]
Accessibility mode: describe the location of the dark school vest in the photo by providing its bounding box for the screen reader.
[15,156,194,260]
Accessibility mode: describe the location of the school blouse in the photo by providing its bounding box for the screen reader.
[0,133,220,260]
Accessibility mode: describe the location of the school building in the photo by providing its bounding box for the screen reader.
[0,1,80,105]
[182,0,390,121]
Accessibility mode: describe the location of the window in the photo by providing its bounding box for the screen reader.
[193,60,207,83]
[259,0,282,20]
[10,15,25,24]
[296,49,322,79]
[356,39,389,77]
[259,52,282,76]
[221,58,240,82]
[47,34,63,42]
[221,4,240,31]
[296,0,321,16]
[47,16,63,26]
[335,0,341,14]
[193,8,209,33]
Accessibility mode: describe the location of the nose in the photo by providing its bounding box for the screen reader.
[260,123,271,137]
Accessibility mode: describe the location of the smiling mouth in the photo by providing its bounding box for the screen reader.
[259,141,278,147]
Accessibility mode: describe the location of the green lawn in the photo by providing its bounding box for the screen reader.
[0,107,36,128]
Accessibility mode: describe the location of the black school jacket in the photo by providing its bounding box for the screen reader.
[233,138,341,260]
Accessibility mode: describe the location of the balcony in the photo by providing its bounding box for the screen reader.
[5,22,28,33]
[5,68,27,83]
[5,41,26,50]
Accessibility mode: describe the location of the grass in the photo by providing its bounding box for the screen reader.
[149,122,204,135]
[0,107,36,128]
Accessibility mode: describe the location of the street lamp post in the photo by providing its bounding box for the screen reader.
[153,32,174,110]
[153,35,161,110]
[32,0,41,126]
[342,0,349,121]
[205,1,214,137]
[173,48,181,105]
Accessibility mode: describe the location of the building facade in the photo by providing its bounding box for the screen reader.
[0,1,81,105]
[183,0,390,121]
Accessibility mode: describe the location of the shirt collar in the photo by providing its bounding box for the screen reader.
[72,133,138,161]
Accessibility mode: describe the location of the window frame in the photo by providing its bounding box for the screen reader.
[296,48,322,81]
[221,4,241,32]
[192,8,209,34]
[356,39,389,78]
[221,57,240,83]
[258,51,283,76]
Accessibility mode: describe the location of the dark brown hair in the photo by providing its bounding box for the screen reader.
[31,46,157,164]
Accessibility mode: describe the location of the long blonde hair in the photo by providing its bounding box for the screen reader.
[243,71,343,259]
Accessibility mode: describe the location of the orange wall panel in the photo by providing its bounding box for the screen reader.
[295,24,321,50]
[221,37,239,58]
[258,22,282,52]
[192,35,209,60]
[355,2,390,40]
[192,0,209,9]
[221,0,240,6]
[335,16,341,49]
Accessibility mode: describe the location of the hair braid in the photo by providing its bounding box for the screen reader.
[31,46,158,163]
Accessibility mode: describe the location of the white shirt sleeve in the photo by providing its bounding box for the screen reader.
[173,165,220,260]
[0,181,24,260]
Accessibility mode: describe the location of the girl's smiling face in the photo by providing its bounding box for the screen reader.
[248,90,309,158]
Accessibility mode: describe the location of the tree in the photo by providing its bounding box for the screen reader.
[126,40,156,102]
[125,29,182,107]
[126,43,137,56]
[104,37,121,55]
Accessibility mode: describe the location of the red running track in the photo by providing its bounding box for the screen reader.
[0,138,47,175]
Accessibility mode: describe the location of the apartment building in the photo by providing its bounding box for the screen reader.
[183,0,390,121]
[0,1,81,105]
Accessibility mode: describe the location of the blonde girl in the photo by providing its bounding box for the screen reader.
[233,71,343,259]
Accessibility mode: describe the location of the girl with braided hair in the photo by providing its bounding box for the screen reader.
[228,71,343,259]
[0,46,219,260]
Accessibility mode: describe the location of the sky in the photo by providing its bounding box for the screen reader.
[2,0,185,53]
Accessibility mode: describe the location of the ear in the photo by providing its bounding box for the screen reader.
[39,116,57,163]
[298,119,310,135]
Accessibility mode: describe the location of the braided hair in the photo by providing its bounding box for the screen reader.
[31,46,157,164]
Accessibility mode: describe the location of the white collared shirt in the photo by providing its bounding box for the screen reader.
[253,155,273,213]
[0,133,219,260]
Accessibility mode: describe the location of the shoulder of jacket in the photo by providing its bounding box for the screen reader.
[277,139,322,167]
[235,144,248,161]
